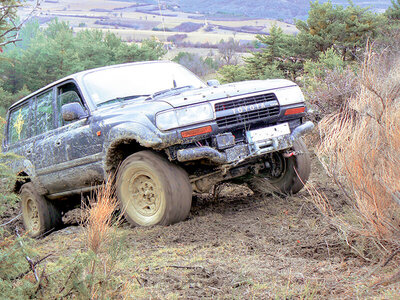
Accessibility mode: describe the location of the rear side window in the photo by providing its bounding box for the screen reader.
[8,102,31,144]
[36,90,55,135]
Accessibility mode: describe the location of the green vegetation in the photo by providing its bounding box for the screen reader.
[0,182,129,299]
[0,19,166,115]
[385,0,400,19]
[0,0,19,48]
[219,1,384,84]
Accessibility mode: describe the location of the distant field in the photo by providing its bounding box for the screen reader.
[20,0,298,46]
[74,27,259,44]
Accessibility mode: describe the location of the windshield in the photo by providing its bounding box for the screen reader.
[82,62,206,106]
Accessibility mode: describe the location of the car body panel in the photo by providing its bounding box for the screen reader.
[2,61,311,198]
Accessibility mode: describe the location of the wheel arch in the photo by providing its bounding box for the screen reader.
[14,171,31,193]
[11,160,48,195]
[104,138,148,174]
[103,123,165,174]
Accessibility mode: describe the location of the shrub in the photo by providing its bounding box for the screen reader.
[217,65,249,83]
[173,52,220,77]
[167,33,187,43]
[303,48,358,121]
[0,179,128,298]
[172,22,202,33]
[304,67,358,121]
[316,46,400,258]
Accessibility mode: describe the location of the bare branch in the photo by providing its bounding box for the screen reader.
[15,228,39,282]
[0,0,42,47]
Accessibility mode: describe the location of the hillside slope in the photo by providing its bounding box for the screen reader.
[135,0,391,20]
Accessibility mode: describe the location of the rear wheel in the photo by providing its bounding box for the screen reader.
[247,138,311,195]
[21,183,62,238]
[116,151,192,226]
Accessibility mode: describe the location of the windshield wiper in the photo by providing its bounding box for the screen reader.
[98,95,149,107]
[148,85,193,100]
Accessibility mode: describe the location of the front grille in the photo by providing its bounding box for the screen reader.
[216,106,280,128]
[215,93,277,112]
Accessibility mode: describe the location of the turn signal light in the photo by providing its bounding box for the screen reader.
[284,107,305,115]
[181,126,212,138]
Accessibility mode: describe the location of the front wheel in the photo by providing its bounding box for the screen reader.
[116,151,192,227]
[247,138,311,195]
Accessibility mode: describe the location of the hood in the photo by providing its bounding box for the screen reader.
[152,79,297,108]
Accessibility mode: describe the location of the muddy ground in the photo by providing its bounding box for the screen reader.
[1,158,400,299]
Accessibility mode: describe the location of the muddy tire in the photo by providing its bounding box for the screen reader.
[116,151,192,227]
[248,138,311,195]
[20,183,62,238]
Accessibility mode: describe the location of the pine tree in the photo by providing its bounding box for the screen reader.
[296,1,381,61]
[245,26,301,80]
[385,0,400,20]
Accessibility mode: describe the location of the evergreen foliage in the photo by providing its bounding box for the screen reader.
[303,47,346,79]
[385,0,400,19]
[0,19,167,113]
[217,65,250,83]
[245,26,301,80]
[219,1,383,83]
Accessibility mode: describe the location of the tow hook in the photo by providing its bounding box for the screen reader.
[283,151,296,158]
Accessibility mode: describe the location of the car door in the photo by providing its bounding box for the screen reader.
[33,82,104,195]
[4,99,35,177]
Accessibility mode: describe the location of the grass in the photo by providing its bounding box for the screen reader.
[316,46,400,251]
[82,181,119,254]
[2,184,398,298]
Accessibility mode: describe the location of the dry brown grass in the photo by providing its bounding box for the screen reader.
[80,179,128,299]
[82,180,119,254]
[316,46,400,252]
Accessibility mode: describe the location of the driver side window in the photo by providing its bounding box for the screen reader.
[57,82,85,126]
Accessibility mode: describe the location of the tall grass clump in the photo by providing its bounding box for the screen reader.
[317,46,400,255]
[78,179,128,298]
[82,181,119,254]
[0,180,129,298]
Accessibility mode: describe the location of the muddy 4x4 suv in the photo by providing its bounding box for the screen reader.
[3,61,313,237]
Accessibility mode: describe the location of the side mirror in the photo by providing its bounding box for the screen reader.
[207,79,220,87]
[62,102,87,122]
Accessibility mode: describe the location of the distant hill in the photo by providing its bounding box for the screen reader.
[128,0,391,21]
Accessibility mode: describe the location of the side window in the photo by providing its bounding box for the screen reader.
[36,90,55,135]
[8,102,31,144]
[57,82,85,126]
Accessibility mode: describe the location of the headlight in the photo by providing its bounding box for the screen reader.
[156,103,214,131]
[274,86,305,106]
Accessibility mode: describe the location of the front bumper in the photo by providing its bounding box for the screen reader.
[176,121,314,165]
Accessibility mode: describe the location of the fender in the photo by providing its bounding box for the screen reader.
[102,121,175,172]
[103,121,164,151]
[10,158,48,195]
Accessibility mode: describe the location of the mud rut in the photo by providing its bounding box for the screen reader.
[1,160,397,298]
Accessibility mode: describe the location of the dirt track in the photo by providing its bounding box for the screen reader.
[2,158,400,298]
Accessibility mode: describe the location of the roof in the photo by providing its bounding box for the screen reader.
[9,60,173,109]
